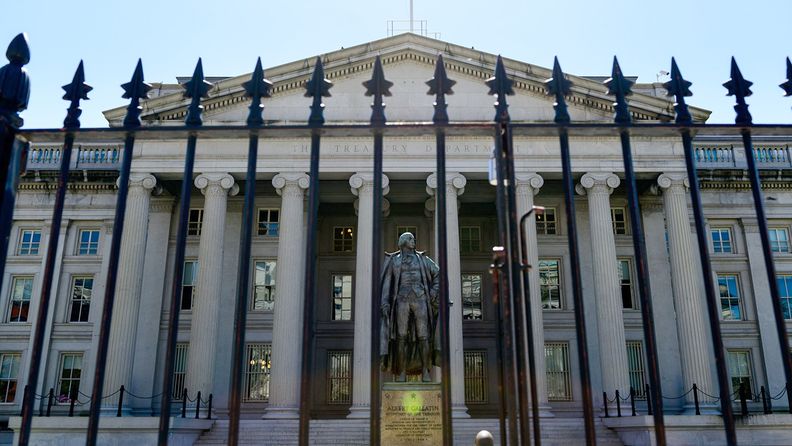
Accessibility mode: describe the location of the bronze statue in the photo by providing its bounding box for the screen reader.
[380,232,440,382]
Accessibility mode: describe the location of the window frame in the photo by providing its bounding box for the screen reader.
[459,226,482,254]
[535,207,557,235]
[332,226,355,253]
[461,273,484,321]
[0,352,21,403]
[68,275,94,323]
[17,228,42,256]
[326,350,352,405]
[256,208,280,237]
[611,207,628,235]
[180,260,199,311]
[172,343,188,398]
[56,352,83,403]
[626,341,647,399]
[717,273,743,321]
[710,227,734,254]
[778,274,792,320]
[187,208,204,237]
[727,349,755,398]
[251,259,276,312]
[463,350,489,404]
[330,273,353,321]
[618,258,636,310]
[76,229,100,256]
[539,258,563,310]
[545,342,572,401]
[244,343,272,402]
[7,276,33,323]
[769,227,790,253]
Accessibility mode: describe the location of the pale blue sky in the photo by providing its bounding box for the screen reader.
[3,0,791,128]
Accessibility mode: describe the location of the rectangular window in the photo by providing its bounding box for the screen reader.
[535,207,557,235]
[459,226,481,253]
[252,260,276,311]
[172,343,188,399]
[461,274,483,320]
[68,276,93,323]
[778,275,792,320]
[727,350,753,397]
[717,274,742,320]
[626,341,647,399]
[327,351,352,404]
[333,226,354,252]
[611,208,627,235]
[181,261,198,311]
[244,344,271,401]
[57,353,82,403]
[769,228,790,253]
[618,259,635,309]
[17,229,41,255]
[7,276,33,322]
[711,227,733,253]
[257,208,280,237]
[539,259,561,309]
[545,342,572,401]
[187,209,203,236]
[331,274,353,321]
[77,229,100,255]
[0,353,21,403]
[463,351,488,404]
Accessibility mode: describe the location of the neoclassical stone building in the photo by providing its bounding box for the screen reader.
[2,33,792,444]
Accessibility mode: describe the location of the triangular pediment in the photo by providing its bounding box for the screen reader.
[103,33,710,125]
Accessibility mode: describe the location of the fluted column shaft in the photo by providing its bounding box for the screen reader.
[104,174,156,407]
[348,173,389,418]
[658,173,714,405]
[265,173,309,418]
[427,172,469,418]
[515,173,551,414]
[186,173,235,397]
[577,172,630,398]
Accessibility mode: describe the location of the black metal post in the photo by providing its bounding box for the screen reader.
[46,388,53,417]
[490,248,508,446]
[117,385,125,417]
[693,384,701,416]
[195,391,201,419]
[646,385,653,416]
[207,394,213,420]
[181,389,187,418]
[739,382,748,416]
[761,386,770,414]
[520,210,544,446]
[630,387,636,416]
[603,392,609,418]
[69,392,76,417]
[616,390,622,417]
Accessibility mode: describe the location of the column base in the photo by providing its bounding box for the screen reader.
[262,405,300,419]
[537,403,555,418]
[452,404,470,419]
[347,405,370,419]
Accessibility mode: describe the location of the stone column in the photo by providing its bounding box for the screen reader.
[104,173,157,408]
[186,173,236,398]
[348,173,389,418]
[658,173,715,407]
[576,172,630,399]
[427,172,469,418]
[264,173,309,418]
[514,173,552,416]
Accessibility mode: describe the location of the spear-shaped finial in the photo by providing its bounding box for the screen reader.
[662,57,693,126]
[61,61,92,129]
[121,59,152,129]
[485,55,514,123]
[243,58,273,127]
[545,56,572,125]
[183,58,213,127]
[305,56,333,127]
[426,54,455,124]
[779,57,792,97]
[604,56,634,125]
[723,57,753,126]
[363,56,393,126]
[0,33,31,128]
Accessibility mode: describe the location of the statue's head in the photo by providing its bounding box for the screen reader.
[398,232,416,250]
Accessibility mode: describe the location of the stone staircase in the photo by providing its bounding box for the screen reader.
[194,418,623,445]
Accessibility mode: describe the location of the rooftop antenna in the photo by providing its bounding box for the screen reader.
[386,1,441,38]
[410,0,414,33]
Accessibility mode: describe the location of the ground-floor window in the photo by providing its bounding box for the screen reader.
[327,351,352,404]
[244,344,271,401]
[545,342,572,401]
[172,343,188,398]
[463,350,488,404]
[727,350,754,398]
[0,352,21,403]
[626,341,646,399]
[57,353,82,403]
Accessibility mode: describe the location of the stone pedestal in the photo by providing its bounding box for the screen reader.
[382,382,442,446]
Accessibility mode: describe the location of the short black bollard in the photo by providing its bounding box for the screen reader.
[38,393,43,417]
[69,394,76,417]
[693,383,701,416]
[787,382,791,414]
[616,389,622,417]
[766,385,773,414]
[46,388,54,417]
[630,386,636,416]
[739,382,748,416]
[645,384,653,416]
[195,391,201,419]
[117,385,125,417]
[181,388,187,418]
[206,394,213,420]
[603,392,610,418]
[761,386,770,414]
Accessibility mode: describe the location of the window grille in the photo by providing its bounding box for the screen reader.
[327,351,352,404]
[252,260,276,311]
[626,341,646,399]
[0,353,21,403]
[717,274,742,320]
[257,208,280,237]
[461,274,483,320]
[17,229,41,255]
[545,343,572,401]
[77,229,100,255]
[69,276,93,322]
[331,274,352,321]
[539,259,561,309]
[172,343,188,399]
[711,227,733,253]
[57,353,82,403]
[187,209,203,236]
[535,207,557,234]
[8,276,33,322]
[463,351,488,404]
[333,226,354,252]
[245,344,271,401]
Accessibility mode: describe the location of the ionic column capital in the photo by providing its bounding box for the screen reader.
[195,173,237,196]
[349,173,390,196]
[426,172,466,196]
[272,173,310,198]
[657,173,690,190]
[118,173,157,191]
[575,172,620,196]
[515,173,544,196]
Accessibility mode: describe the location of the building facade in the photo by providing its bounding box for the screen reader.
[2,33,792,443]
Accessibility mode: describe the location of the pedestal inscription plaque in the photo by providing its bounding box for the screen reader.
[381,382,442,446]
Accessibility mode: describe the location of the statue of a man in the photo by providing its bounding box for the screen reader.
[380,232,440,382]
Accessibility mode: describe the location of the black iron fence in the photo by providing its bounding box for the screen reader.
[0,31,791,446]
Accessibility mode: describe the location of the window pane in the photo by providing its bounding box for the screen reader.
[717,275,741,320]
[727,350,753,397]
[69,277,93,322]
[536,208,557,235]
[257,209,280,237]
[252,261,277,311]
[619,260,634,309]
[0,353,21,402]
[327,351,352,404]
[8,277,33,322]
[778,275,792,320]
[539,260,561,309]
[333,227,354,252]
[332,274,353,321]
[462,274,483,320]
[181,261,198,310]
[545,343,571,401]
[245,344,272,401]
[58,353,83,402]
